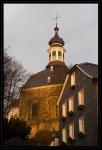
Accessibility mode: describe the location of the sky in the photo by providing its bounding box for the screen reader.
[4,4,98,74]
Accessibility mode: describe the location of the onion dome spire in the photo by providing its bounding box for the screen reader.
[49,23,65,46]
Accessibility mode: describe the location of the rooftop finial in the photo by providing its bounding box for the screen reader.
[53,15,60,31]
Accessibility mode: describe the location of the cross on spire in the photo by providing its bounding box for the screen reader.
[53,14,61,24]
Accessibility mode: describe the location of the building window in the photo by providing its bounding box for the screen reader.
[52,50,56,56]
[79,116,85,133]
[69,96,74,113]
[50,66,54,71]
[78,89,84,106]
[47,76,51,83]
[71,72,76,87]
[62,102,67,117]
[49,53,51,61]
[49,53,51,58]
[62,127,67,143]
[69,122,74,139]
[58,51,62,56]
[32,103,38,120]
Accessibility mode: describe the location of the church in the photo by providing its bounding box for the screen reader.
[19,23,69,139]
[6,22,98,146]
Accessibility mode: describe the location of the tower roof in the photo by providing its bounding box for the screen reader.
[49,23,65,46]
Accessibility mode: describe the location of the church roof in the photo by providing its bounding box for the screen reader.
[22,62,68,89]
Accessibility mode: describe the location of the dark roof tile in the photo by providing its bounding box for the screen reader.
[22,62,68,89]
[78,62,98,78]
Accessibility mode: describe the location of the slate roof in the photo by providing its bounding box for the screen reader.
[22,61,68,89]
[78,62,98,78]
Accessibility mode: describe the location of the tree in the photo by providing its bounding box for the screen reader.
[3,117,31,140]
[4,52,30,112]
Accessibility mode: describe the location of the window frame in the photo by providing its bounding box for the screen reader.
[52,50,56,56]
[58,51,62,57]
[78,89,84,106]
[68,96,74,113]
[47,76,51,83]
[62,127,67,143]
[71,72,76,87]
[62,101,67,117]
[69,122,74,139]
[79,116,85,134]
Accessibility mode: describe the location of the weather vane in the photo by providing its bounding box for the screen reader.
[53,14,61,24]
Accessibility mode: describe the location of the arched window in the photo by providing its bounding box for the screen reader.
[52,51,56,56]
[32,102,38,120]
[63,53,64,59]
[58,51,62,57]
[49,53,51,58]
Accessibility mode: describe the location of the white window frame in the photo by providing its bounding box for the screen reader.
[79,116,85,133]
[71,72,76,86]
[50,66,54,71]
[47,76,51,82]
[62,102,67,117]
[69,96,74,112]
[62,127,67,143]
[69,122,74,139]
[78,89,84,106]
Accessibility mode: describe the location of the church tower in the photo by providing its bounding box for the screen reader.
[48,23,65,62]
[19,21,69,144]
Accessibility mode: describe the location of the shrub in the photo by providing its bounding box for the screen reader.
[35,130,53,146]
[3,117,31,140]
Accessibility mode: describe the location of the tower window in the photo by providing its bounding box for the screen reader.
[69,122,74,139]
[52,51,56,56]
[69,96,74,113]
[50,66,54,71]
[58,51,62,56]
[47,76,51,83]
[78,89,84,106]
[79,116,85,133]
[49,53,51,58]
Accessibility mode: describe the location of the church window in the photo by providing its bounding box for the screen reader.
[62,102,67,117]
[49,53,51,59]
[52,51,56,56]
[69,96,74,112]
[32,103,38,119]
[58,51,62,56]
[47,76,51,82]
[79,116,85,133]
[71,72,76,87]
[62,127,67,143]
[50,66,54,71]
[63,53,64,60]
[69,122,74,139]
[78,89,84,106]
